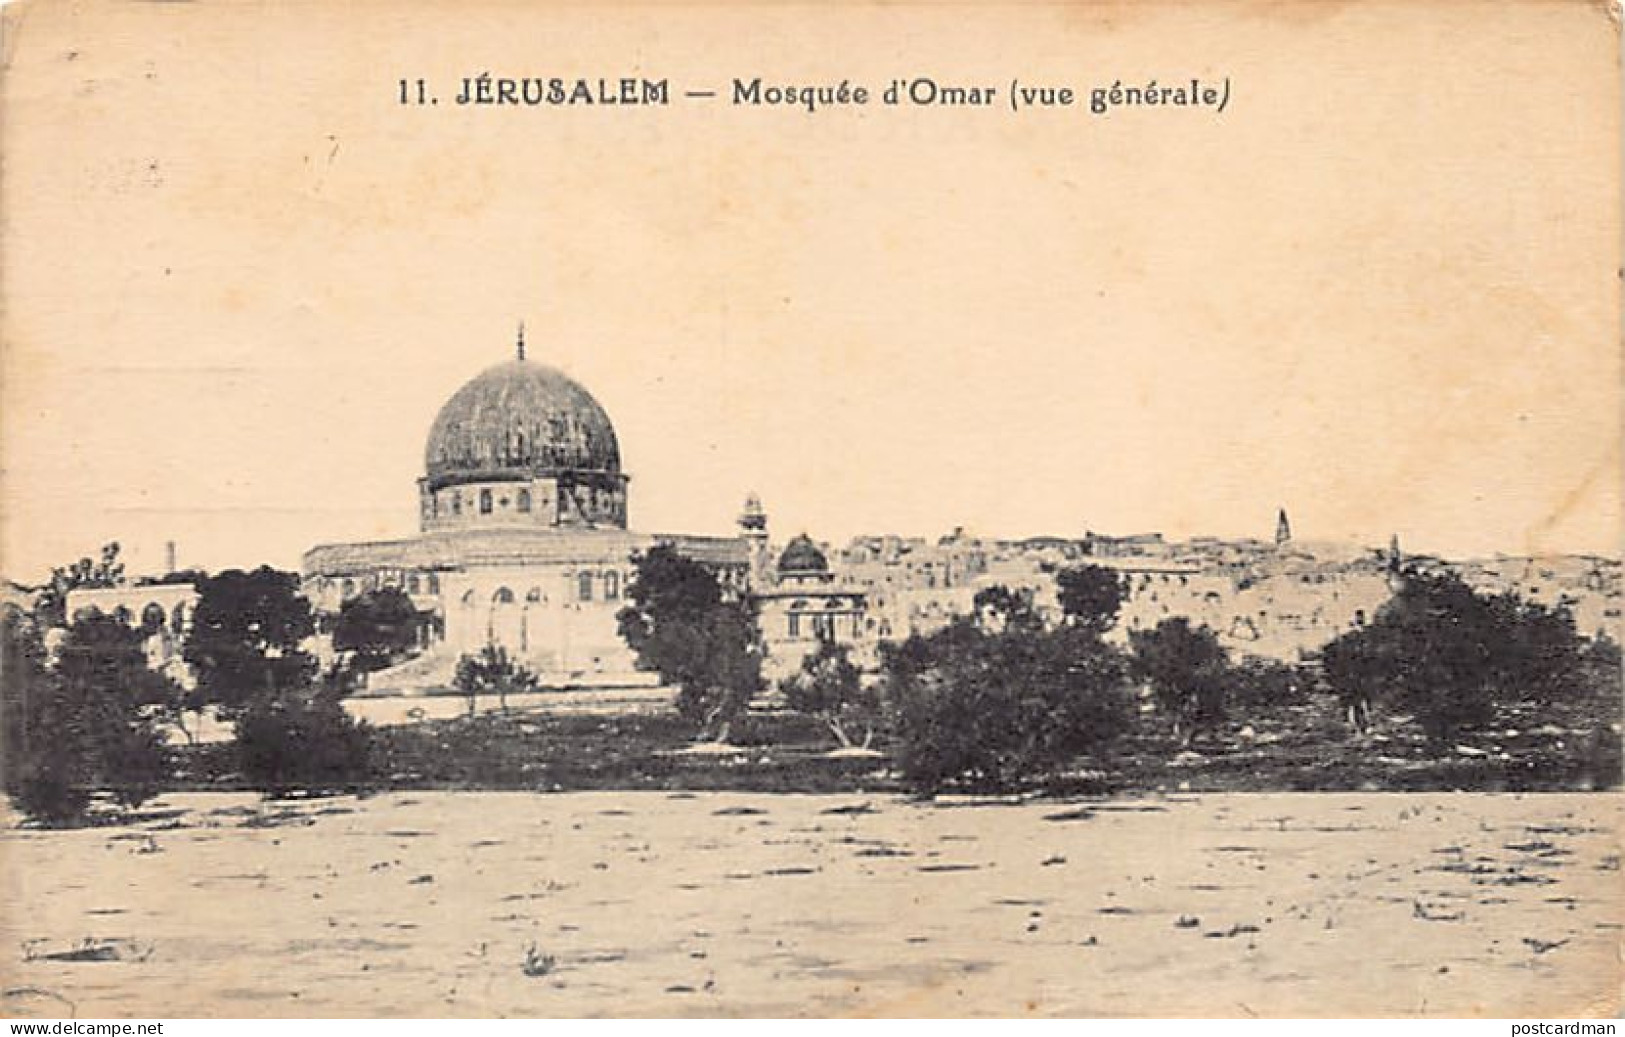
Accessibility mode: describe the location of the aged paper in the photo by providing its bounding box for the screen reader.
[0,0,1620,1019]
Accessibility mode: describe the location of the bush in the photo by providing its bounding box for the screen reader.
[781,640,881,749]
[617,545,761,741]
[1321,571,1589,746]
[8,757,90,825]
[1056,565,1126,634]
[2,611,172,823]
[235,691,373,795]
[454,644,540,715]
[98,719,173,809]
[1226,656,1308,720]
[886,621,1135,794]
[1129,618,1230,743]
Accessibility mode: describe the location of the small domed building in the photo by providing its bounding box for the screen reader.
[753,532,872,682]
[302,334,749,688]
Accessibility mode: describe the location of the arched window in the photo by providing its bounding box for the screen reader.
[479,489,493,514]
[577,572,593,602]
[604,571,620,600]
[452,494,462,515]
[141,603,167,634]
[342,578,356,598]
[493,587,515,604]
[517,489,532,513]
[788,613,801,638]
[113,605,133,625]
[525,587,544,604]
[171,603,188,631]
[407,575,421,594]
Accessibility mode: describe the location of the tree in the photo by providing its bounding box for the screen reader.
[1,608,83,820]
[781,640,881,750]
[616,545,762,741]
[1129,618,1231,743]
[453,644,540,716]
[972,584,1043,634]
[36,541,126,628]
[885,619,1135,794]
[1225,655,1308,722]
[1481,592,1586,709]
[332,587,421,678]
[234,687,373,796]
[1319,571,1587,747]
[183,567,316,717]
[1,611,171,822]
[1056,565,1125,635]
[1577,634,1623,718]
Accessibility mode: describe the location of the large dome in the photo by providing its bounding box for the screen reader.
[424,358,621,489]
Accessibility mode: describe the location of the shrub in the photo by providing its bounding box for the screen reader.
[235,691,373,795]
[2,611,172,823]
[1225,656,1308,720]
[453,644,540,715]
[1321,571,1588,746]
[8,756,90,825]
[781,640,881,749]
[333,587,422,676]
[886,621,1135,794]
[1129,618,1230,743]
[97,719,173,809]
[617,545,761,741]
[1056,565,1126,634]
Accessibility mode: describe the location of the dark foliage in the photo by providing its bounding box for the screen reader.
[781,640,881,749]
[972,584,1044,634]
[1055,565,1125,635]
[1129,618,1231,742]
[36,542,125,628]
[453,643,540,715]
[357,709,889,794]
[616,545,761,739]
[332,587,422,675]
[235,689,373,795]
[1,611,172,823]
[1224,655,1310,720]
[885,619,1135,794]
[1320,571,1590,746]
[183,567,316,715]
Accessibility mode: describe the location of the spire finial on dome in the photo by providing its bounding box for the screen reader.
[516,321,526,362]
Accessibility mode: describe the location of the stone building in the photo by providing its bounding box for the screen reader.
[753,532,872,682]
[62,581,199,687]
[301,335,747,689]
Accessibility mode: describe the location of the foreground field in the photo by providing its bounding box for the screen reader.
[2,791,1619,1017]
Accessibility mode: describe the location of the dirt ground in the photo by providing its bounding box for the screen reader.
[1,791,1618,1018]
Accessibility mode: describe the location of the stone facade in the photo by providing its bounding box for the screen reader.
[301,343,747,690]
[62,581,199,687]
[752,532,873,684]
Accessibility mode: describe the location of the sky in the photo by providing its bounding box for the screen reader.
[1,0,1619,583]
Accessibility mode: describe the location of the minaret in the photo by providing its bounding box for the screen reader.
[738,492,771,590]
[1275,507,1292,546]
[516,321,526,362]
[1388,533,1403,573]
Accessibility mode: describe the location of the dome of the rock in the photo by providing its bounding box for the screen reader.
[424,358,621,491]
